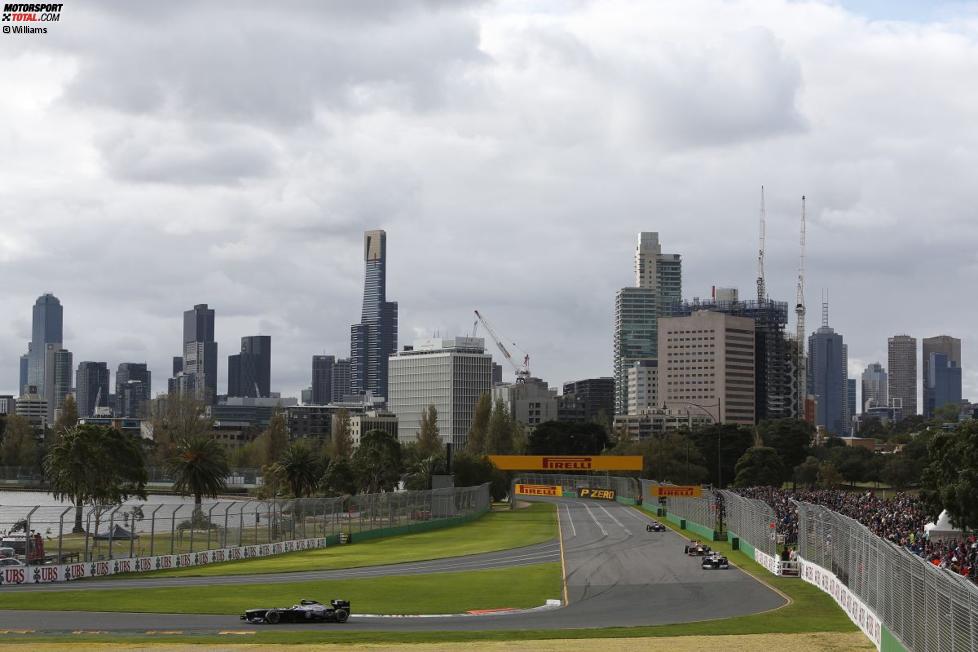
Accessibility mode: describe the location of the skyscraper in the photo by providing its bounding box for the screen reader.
[228,335,271,398]
[845,378,856,434]
[861,363,887,411]
[311,355,335,405]
[76,361,110,418]
[25,293,63,396]
[177,304,218,403]
[331,358,352,401]
[922,336,961,417]
[18,352,28,396]
[44,346,73,424]
[888,335,917,418]
[613,232,682,414]
[925,352,962,417]
[562,378,615,422]
[351,230,398,400]
[807,306,846,435]
[116,363,151,417]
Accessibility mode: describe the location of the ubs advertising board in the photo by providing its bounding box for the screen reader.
[514,484,563,497]
[489,455,643,471]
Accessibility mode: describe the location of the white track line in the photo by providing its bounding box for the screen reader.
[581,501,608,536]
[563,503,577,537]
[598,504,631,536]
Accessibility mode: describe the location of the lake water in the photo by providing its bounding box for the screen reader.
[0,490,197,508]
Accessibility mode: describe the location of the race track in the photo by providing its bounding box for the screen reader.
[0,499,786,633]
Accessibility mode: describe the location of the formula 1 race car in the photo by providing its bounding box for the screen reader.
[242,599,351,624]
[701,553,730,569]
[646,521,666,532]
[683,541,712,556]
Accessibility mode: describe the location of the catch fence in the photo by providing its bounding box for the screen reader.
[719,490,777,560]
[0,484,490,566]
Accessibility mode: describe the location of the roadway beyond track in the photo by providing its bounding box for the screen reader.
[0,499,786,633]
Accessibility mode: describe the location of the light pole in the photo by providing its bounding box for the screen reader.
[663,399,722,487]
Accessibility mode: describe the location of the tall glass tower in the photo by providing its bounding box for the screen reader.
[351,230,398,400]
[26,293,63,395]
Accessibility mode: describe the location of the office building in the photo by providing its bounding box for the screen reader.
[300,387,312,404]
[807,306,847,435]
[15,386,47,430]
[556,393,587,422]
[116,363,151,418]
[172,304,218,403]
[613,232,682,415]
[43,345,72,423]
[75,361,110,418]
[626,361,658,416]
[861,363,888,412]
[350,410,399,448]
[228,335,271,398]
[286,405,333,441]
[24,293,63,396]
[658,310,755,424]
[311,355,335,405]
[668,295,793,420]
[562,377,615,422]
[18,353,28,396]
[613,410,712,441]
[0,395,15,416]
[922,336,961,418]
[845,378,856,435]
[492,377,560,431]
[492,363,503,385]
[209,396,298,429]
[388,337,492,448]
[331,358,352,401]
[888,335,917,418]
[926,352,962,417]
[351,230,398,400]
[172,356,183,376]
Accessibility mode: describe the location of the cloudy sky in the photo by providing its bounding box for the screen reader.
[1,0,976,407]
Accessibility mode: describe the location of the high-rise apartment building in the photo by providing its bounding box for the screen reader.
[173,304,218,403]
[116,363,151,417]
[861,363,887,412]
[311,355,335,405]
[24,293,63,396]
[76,361,110,418]
[613,232,682,415]
[388,337,492,448]
[351,230,398,401]
[807,307,847,435]
[228,335,271,398]
[922,336,961,417]
[658,310,755,424]
[888,335,917,418]
[626,361,658,416]
[561,377,615,422]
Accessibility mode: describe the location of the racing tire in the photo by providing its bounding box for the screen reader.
[334,609,349,623]
[265,610,282,624]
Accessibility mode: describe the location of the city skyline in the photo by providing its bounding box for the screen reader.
[2,1,977,404]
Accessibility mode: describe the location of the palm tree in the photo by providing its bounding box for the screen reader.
[169,437,229,516]
[272,443,321,498]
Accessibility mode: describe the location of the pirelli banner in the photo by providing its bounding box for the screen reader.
[515,484,564,497]
[650,485,703,498]
[489,455,643,472]
[578,487,616,500]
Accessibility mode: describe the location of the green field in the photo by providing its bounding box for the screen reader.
[0,563,562,616]
[110,502,556,578]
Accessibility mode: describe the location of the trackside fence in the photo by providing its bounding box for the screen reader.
[0,484,490,585]
[720,490,778,563]
[795,501,978,652]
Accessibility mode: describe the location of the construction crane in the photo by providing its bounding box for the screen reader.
[473,310,530,383]
[756,185,766,304]
[795,195,807,413]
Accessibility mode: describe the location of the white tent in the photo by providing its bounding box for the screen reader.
[924,510,963,542]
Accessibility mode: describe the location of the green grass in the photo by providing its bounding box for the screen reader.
[0,563,562,615]
[103,502,556,579]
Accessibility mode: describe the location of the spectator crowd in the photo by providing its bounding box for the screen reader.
[733,487,978,584]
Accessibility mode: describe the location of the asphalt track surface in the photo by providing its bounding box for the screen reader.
[0,499,787,633]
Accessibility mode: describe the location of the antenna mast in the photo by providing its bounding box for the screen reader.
[795,196,807,414]
[757,185,766,303]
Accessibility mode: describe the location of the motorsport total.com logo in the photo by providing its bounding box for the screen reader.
[2,3,63,35]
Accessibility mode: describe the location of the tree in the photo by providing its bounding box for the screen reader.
[51,394,78,443]
[321,458,357,496]
[688,423,753,488]
[0,415,36,467]
[150,394,213,466]
[270,442,321,498]
[45,424,148,533]
[881,454,916,490]
[828,445,874,483]
[487,399,514,454]
[260,409,289,466]
[921,421,978,530]
[351,429,402,493]
[528,421,608,455]
[511,420,528,455]
[733,447,785,487]
[331,408,353,460]
[417,404,442,457]
[932,403,961,424]
[817,461,843,488]
[793,456,821,488]
[169,436,229,514]
[613,431,709,484]
[466,393,491,455]
[757,418,813,481]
